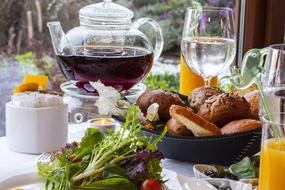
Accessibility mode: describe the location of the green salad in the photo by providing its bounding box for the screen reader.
[38,106,167,190]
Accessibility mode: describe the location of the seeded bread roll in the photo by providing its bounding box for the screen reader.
[169,105,221,137]
[188,87,223,112]
[221,119,261,135]
[244,90,259,120]
[197,93,251,127]
[136,89,185,121]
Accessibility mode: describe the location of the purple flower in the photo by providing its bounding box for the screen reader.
[220,9,227,17]
[159,11,171,20]
[199,13,208,32]
[8,57,14,65]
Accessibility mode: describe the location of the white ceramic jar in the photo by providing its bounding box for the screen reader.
[6,100,68,154]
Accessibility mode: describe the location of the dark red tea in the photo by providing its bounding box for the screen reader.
[56,46,154,91]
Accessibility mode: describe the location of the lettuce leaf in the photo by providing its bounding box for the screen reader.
[80,178,138,190]
[37,161,56,178]
[230,157,259,179]
[75,128,105,159]
[103,163,128,179]
[125,149,164,182]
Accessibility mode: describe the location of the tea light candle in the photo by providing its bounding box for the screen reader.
[91,118,114,125]
[88,118,116,134]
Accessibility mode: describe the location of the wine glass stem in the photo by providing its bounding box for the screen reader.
[204,77,212,87]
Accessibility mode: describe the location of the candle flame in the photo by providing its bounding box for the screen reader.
[92,118,114,125]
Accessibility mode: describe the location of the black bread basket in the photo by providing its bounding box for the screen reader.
[142,128,261,166]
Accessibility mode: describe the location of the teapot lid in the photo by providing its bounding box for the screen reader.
[79,0,134,26]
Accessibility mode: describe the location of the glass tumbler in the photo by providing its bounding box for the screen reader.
[259,113,285,190]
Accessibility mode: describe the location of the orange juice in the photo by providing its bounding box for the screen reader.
[179,55,217,96]
[259,138,285,190]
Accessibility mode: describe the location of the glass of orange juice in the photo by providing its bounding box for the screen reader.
[179,54,217,96]
[259,113,285,190]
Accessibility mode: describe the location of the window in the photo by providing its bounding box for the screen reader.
[0,0,284,136]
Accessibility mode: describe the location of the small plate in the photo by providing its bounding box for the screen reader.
[0,173,45,190]
[0,162,174,190]
[193,164,256,189]
[193,164,218,179]
[0,162,44,190]
[0,171,254,190]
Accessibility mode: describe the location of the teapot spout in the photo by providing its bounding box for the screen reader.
[47,21,68,55]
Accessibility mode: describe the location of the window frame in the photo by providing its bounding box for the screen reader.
[239,0,285,59]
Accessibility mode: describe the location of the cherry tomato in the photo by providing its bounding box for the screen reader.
[140,179,162,190]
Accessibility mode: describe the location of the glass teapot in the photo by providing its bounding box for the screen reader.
[47,0,163,91]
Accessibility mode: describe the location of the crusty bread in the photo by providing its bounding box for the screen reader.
[166,118,193,136]
[197,93,251,127]
[169,105,221,137]
[221,119,261,135]
[188,86,222,112]
[244,90,259,120]
[137,89,185,121]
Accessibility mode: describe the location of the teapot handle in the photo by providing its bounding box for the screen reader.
[131,18,164,61]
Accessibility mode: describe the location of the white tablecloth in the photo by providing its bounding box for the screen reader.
[0,123,194,177]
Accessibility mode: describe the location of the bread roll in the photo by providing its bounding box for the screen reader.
[221,119,261,135]
[144,123,155,131]
[197,93,251,127]
[169,105,221,137]
[244,90,259,120]
[188,86,223,112]
[166,118,193,136]
[137,89,185,121]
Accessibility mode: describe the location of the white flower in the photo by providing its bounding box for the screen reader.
[90,81,130,117]
[146,103,160,122]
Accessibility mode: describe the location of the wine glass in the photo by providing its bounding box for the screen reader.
[260,44,285,137]
[181,7,236,86]
[263,44,285,114]
[259,44,285,190]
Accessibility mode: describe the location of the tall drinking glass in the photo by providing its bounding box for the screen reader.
[181,7,236,86]
[260,113,285,190]
[263,44,285,113]
[259,44,285,190]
